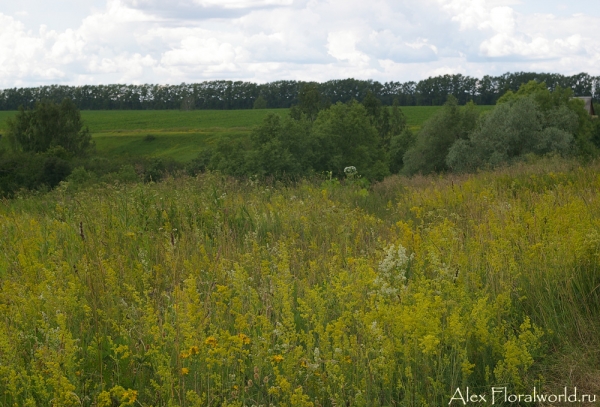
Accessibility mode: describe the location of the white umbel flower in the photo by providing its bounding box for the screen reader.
[373,244,413,297]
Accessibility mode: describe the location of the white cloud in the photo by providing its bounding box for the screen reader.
[161,37,240,67]
[1,0,600,88]
[192,0,293,8]
[359,31,439,63]
[327,31,370,66]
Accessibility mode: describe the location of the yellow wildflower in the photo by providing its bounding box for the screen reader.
[181,367,190,375]
[238,333,251,345]
[123,389,138,403]
[204,336,218,347]
[189,345,200,355]
[271,354,284,363]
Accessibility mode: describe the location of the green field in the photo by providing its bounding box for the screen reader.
[0,106,494,162]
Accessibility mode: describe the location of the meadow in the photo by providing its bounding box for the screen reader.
[0,106,494,162]
[0,155,598,406]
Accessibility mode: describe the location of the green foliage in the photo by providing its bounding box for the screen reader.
[253,95,268,109]
[312,101,388,180]
[180,94,196,111]
[362,91,383,123]
[40,154,72,188]
[591,119,600,148]
[447,83,590,172]
[289,83,329,122]
[402,96,479,175]
[1,72,596,111]
[186,149,214,175]
[0,147,74,196]
[389,128,416,174]
[208,137,252,177]
[206,102,389,181]
[388,101,408,136]
[1,158,598,405]
[362,93,408,150]
[65,166,97,190]
[0,107,494,167]
[247,113,314,178]
[7,98,93,156]
[246,114,299,177]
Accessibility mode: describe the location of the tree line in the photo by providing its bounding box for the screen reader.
[2,79,600,197]
[197,81,600,181]
[1,72,598,110]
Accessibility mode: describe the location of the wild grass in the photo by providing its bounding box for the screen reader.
[0,156,598,406]
[92,130,249,163]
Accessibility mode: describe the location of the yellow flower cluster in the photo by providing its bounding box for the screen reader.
[0,159,597,405]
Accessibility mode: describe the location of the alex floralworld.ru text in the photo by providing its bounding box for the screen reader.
[449,387,597,405]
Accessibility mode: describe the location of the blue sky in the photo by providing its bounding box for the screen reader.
[1,0,599,87]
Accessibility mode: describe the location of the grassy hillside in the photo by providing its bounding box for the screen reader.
[0,106,494,162]
[0,156,598,406]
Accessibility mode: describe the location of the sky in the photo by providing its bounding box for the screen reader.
[1,0,600,88]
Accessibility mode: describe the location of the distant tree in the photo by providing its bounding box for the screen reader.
[290,83,327,121]
[402,96,479,175]
[362,91,383,121]
[180,94,196,111]
[7,98,93,156]
[253,95,268,109]
[499,80,594,155]
[446,94,578,172]
[312,101,388,180]
[245,113,314,178]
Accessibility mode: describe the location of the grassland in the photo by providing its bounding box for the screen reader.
[0,106,494,162]
[0,156,598,406]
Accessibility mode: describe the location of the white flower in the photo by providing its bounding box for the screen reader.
[344,166,357,175]
[373,244,413,298]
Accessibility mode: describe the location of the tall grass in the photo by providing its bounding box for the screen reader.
[0,157,598,406]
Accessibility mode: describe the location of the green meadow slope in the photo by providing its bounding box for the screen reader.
[0,106,494,162]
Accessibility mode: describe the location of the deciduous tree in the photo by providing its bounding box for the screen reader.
[7,98,93,156]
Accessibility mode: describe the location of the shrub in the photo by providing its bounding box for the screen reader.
[389,128,416,173]
[312,101,387,180]
[446,96,575,172]
[7,98,93,156]
[402,96,479,175]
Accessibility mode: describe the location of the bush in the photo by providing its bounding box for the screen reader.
[402,97,479,175]
[7,98,93,156]
[208,137,252,177]
[0,149,73,197]
[65,166,96,191]
[312,101,387,180]
[446,96,575,172]
[40,155,72,188]
[389,128,416,174]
